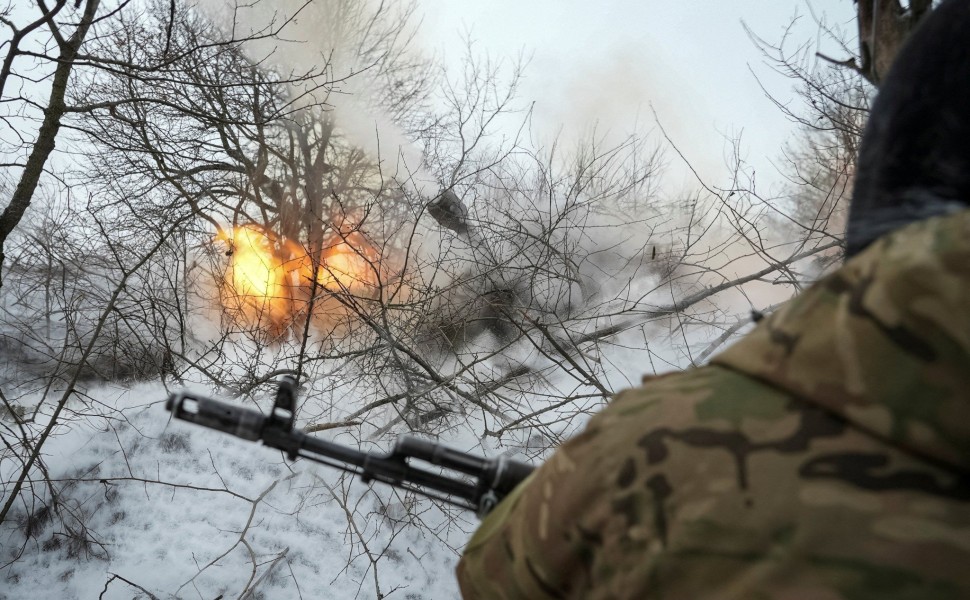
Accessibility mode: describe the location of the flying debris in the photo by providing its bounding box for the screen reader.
[427,189,470,234]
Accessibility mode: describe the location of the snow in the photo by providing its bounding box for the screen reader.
[1,380,479,599]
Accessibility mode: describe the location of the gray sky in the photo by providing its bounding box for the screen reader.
[418,0,857,191]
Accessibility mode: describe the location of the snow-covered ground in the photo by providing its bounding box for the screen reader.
[1,379,479,599]
[0,296,723,600]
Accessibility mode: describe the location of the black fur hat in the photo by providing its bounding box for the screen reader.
[846,0,970,257]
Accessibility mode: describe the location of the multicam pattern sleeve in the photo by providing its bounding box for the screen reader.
[456,211,970,600]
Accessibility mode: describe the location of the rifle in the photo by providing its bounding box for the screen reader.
[165,376,535,516]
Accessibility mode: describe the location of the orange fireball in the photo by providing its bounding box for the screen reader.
[317,234,379,292]
[215,225,297,335]
[219,226,284,298]
[215,224,380,337]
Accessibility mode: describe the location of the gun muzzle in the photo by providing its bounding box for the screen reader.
[166,392,266,441]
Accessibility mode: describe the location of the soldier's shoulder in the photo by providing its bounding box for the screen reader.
[599,364,791,432]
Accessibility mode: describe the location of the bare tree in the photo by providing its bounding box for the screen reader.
[735,1,935,276]
[0,0,100,289]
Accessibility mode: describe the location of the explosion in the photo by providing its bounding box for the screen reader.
[216,224,378,336]
[314,237,379,291]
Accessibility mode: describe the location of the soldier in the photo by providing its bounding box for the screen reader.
[456,0,970,598]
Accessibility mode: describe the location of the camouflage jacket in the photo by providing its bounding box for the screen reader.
[457,210,970,599]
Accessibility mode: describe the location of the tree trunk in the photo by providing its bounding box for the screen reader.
[855,0,933,85]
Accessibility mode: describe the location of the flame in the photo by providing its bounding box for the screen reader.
[215,224,379,336]
[316,238,377,291]
[221,226,285,299]
[215,225,293,332]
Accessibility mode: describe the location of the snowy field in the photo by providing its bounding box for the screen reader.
[0,330,677,599]
[2,383,464,598]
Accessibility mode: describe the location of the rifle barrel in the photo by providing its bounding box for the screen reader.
[165,389,534,516]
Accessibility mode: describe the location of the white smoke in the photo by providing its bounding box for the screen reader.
[195,0,436,196]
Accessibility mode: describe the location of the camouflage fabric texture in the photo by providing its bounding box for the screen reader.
[456,210,970,599]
